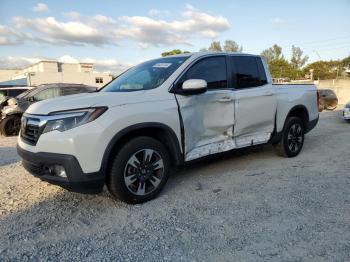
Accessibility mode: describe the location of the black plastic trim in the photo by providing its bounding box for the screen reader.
[17,145,104,193]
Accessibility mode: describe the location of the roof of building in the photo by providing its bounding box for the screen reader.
[0,77,28,87]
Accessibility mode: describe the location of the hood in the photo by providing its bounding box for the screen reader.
[26,90,160,115]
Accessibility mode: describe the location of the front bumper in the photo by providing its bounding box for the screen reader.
[343,108,350,120]
[17,145,105,194]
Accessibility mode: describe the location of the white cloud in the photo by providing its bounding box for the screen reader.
[63,11,81,20]
[33,3,49,12]
[148,9,170,17]
[270,17,285,25]
[58,55,79,63]
[8,5,230,47]
[0,56,44,68]
[0,24,31,45]
[13,16,109,46]
[93,14,115,24]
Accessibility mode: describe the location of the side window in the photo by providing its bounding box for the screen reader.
[62,87,85,96]
[8,90,23,97]
[181,56,227,89]
[34,88,61,101]
[232,56,267,89]
[95,77,103,84]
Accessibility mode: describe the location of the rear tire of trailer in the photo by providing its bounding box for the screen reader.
[0,115,21,137]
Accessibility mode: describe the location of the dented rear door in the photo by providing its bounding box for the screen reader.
[230,56,277,146]
[175,56,235,161]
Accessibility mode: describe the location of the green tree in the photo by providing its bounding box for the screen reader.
[208,41,222,52]
[269,58,298,79]
[290,45,309,69]
[261,44,283,63]
[161,49,190,57]
[223,40,243,52]
[201,40,243,53]
[303,60,342,80]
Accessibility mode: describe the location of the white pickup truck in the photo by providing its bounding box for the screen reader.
[17,52,319,203]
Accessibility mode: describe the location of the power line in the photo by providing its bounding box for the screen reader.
[292,35,350,46]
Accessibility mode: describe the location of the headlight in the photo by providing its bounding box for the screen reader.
[42,107,107,134]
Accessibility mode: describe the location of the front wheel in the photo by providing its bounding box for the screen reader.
[107,137,170,204]
[0,115,21,136]
[274,117,305,157]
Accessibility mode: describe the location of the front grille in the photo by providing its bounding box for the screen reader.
[21,117,44,145]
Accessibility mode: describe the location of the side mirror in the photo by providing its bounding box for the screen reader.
[181,79,207,95]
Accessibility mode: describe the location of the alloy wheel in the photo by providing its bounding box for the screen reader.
[124,149,164,196]
[287,123,303,153]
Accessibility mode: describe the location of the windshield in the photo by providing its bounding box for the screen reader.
[16,88,37,99]
[102,56,189,92]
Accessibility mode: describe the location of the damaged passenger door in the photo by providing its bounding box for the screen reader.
[174,56,235,161]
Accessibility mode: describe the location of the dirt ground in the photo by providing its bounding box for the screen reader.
[0,110,349,261]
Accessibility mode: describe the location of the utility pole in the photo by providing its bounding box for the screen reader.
[313,50,321,61]
[313,50,321,81]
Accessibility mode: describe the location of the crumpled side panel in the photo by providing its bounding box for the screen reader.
[175,92,235,161]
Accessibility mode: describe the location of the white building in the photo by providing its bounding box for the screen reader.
[0,60,113,88]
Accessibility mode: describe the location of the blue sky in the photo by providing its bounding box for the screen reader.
[0,0,349,73]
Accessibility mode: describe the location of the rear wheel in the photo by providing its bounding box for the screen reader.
[107,136,170,204]
[274,117,305,157]
[0,115,21,136]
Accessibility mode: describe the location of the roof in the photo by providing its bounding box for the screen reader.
[0,86,34,90]
[37,83,96,88]
[0,77,28,87]
[165,51,260,59]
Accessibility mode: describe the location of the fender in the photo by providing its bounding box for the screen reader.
[270,104,310,144]
[100,122,184,176]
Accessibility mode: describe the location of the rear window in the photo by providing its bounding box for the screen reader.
[62,87,88,96]
[231,56,267,89]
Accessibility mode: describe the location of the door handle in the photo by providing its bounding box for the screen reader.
[218,97,233,102]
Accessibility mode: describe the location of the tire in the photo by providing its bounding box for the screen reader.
[274,117,305,158]
[0,115,21,136]
[107,136,170,204]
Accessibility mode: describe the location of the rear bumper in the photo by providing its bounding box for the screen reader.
[17,145,105,194]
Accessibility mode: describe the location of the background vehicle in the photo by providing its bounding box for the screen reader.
[343,102,350,121]
[1,83,96,136]
[0,87,35,103]
[17,53,319,204]
[318,89,338,112]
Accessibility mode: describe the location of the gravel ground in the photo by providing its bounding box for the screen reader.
[0,110,350,261]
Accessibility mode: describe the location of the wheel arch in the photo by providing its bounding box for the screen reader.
[286,105,309,129]
[270,105,310,144]
[101,122,184,176]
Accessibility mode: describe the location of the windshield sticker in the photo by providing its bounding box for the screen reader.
[152,63,172,68]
